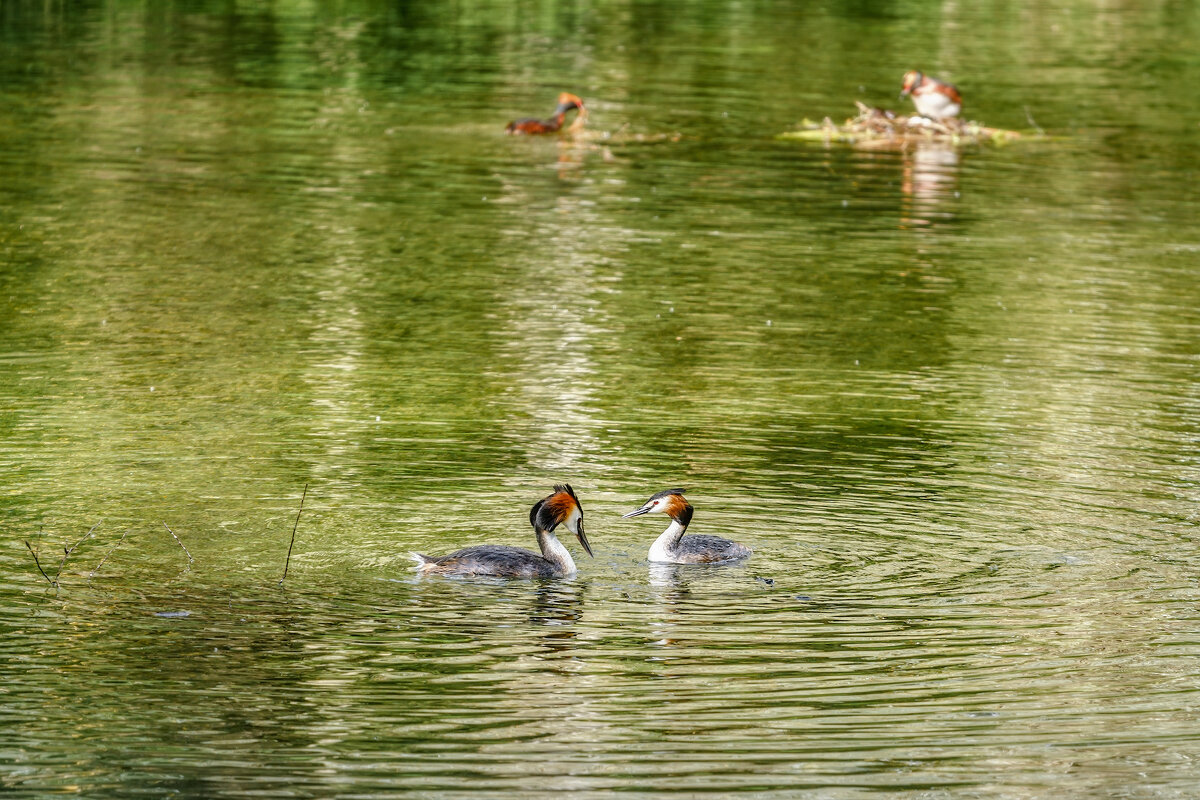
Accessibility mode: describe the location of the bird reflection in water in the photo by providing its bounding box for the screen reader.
[900,143,961,230]
[645,563,696,651]
[648,562,693,593]
[528,583,587,658]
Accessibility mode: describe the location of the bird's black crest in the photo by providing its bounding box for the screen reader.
[649,488,686,501]
[532,501,565,533]
[529,499,549,531]
[530,484,579,532]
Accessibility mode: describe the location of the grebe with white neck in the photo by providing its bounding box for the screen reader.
[622,488,751,564]
[411,484,592,578]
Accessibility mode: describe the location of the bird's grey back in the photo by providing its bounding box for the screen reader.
[675,534,752,564]
[419,544,557,578]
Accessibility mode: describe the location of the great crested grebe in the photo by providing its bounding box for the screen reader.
[505,92,585,135]
[900,71,962,120]
[410,484,592,578]
[622,489,751,564]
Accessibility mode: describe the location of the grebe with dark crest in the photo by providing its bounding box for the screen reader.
[622,489,751,564]
[411,484,592,578]
[505,93,585,135]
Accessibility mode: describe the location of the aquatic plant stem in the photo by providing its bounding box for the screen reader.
[55,520,102,584]
[162,522,194,564]
[1024,105,1045,136]
[88,530,129,583]
[279,483,308,587]
[25,541,55,587]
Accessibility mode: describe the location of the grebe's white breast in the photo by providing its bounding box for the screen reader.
[649,520,687,563]
[912,90,961,120]
[539,528,577,575]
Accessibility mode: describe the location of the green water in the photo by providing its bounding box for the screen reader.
[4,0,1200,797]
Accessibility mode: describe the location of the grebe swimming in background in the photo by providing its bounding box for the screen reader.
[411,484,592,578]
[900,71,962,120]
[505,92,585,135]
[622,488,751,564]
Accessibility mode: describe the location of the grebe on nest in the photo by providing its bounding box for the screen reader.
[505,93,585,135]
[900,71,962,120]
[622,488,751,564]
[411,484,592,578]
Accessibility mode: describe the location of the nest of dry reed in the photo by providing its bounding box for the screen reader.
[779,101,1024,148]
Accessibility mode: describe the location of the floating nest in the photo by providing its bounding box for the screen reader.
[778,101,1025,148]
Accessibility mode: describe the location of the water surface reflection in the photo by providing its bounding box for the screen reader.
[900,142,960,229]
[4,1,1200,798]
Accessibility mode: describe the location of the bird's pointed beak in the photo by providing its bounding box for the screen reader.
[622,506,652,518]
[575,521,594,558]
[899,89,909,100]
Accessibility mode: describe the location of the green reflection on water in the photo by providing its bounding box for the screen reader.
[3,1,1200,797]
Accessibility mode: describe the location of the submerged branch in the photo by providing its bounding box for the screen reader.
[88,530,130,583]
[54,520,102,584]
[278,483,309,587]
[25,541,55,587]
[162,522,194,564]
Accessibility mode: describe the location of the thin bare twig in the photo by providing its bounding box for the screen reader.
[55,520,102,584]
[1024,105,1045,136]
[88,530,130,583]
[25,541,55,587]
[278,483,308,587]
[162,522,194,564]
